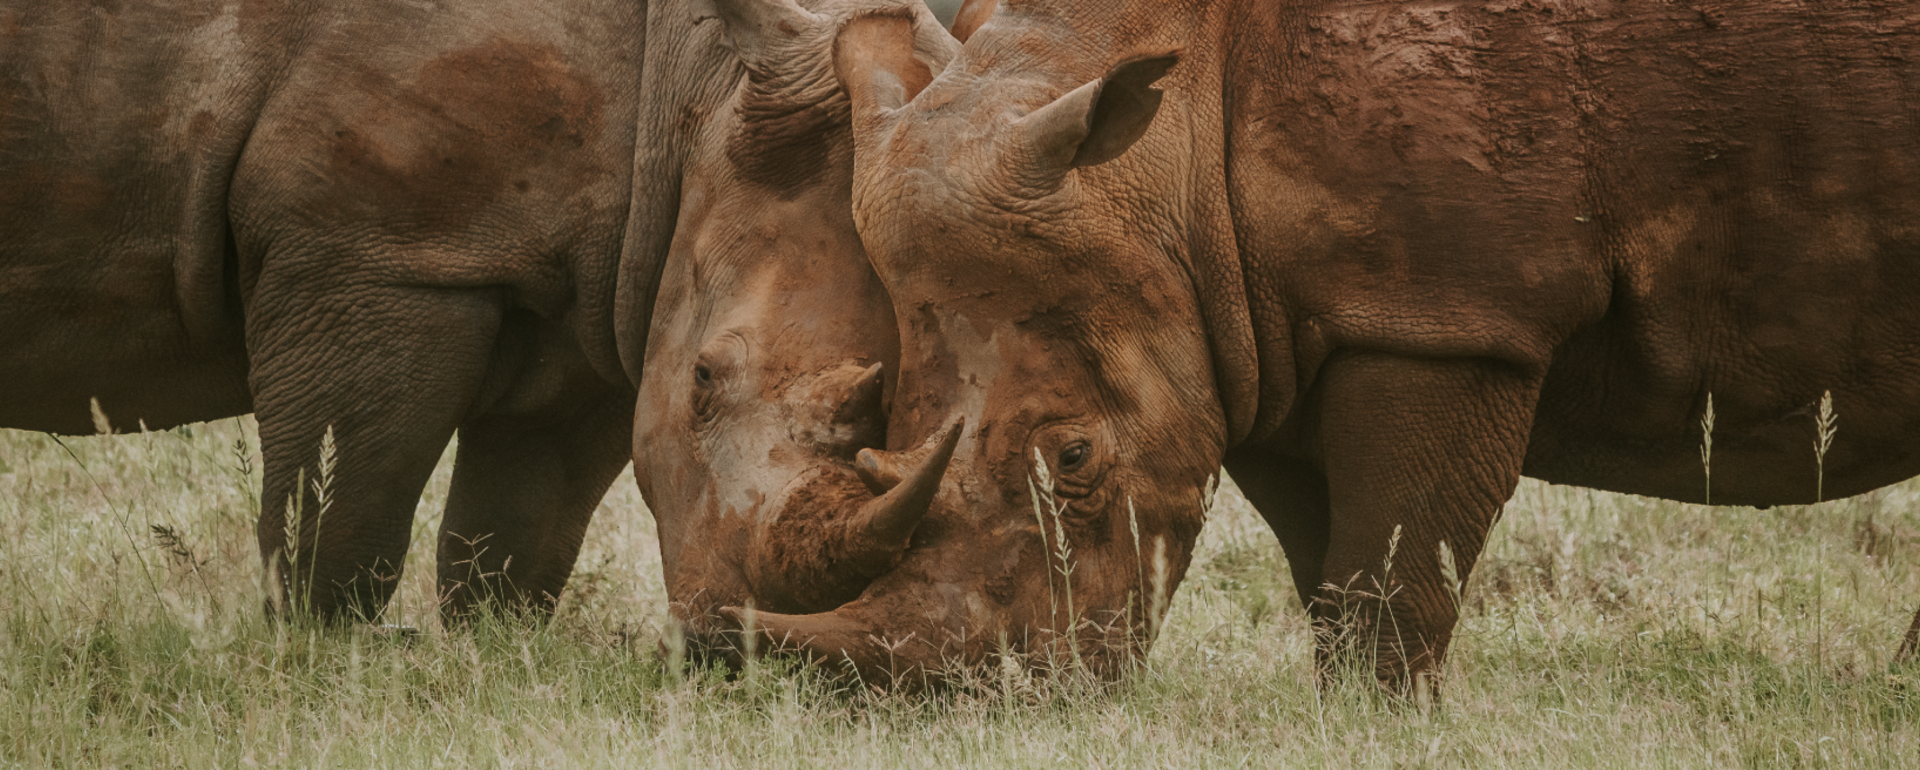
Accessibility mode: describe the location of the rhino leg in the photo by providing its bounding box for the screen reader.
[1224,448,1333,613]
[1311,352,1539,695]
[251,280,505,622]
[436,392,633,620]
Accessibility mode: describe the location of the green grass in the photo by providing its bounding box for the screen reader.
[2,417,1916,767]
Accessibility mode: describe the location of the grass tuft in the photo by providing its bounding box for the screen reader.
[1,417,1916,766]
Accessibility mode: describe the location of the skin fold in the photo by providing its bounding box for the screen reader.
[0,0,948,627]
[793,0,1920,689]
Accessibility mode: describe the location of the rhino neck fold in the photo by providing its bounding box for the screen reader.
[1017,0,1265,446]
[615,2,731,387]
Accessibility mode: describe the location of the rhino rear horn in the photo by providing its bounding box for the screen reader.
[1011,51,1181,187]
[833,362,887,427]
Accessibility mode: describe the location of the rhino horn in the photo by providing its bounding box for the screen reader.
[839,418,964,574]
[722,602,951,686]
[833,362,887,427]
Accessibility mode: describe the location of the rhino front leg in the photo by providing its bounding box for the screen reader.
[250,281,504,622]
[1223,447,1333,614]
[1310,351,1540,694]
[436,391,633,620]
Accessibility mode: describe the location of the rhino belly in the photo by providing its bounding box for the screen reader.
[1525,307,1920,507]
[0,250,251,434]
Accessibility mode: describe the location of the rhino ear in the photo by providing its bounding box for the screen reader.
[949,0,997,42]
[834,12,942,120]
[698,0,824,69]
[1014,51,1180,179]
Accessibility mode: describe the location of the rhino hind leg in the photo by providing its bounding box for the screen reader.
[436,392,634,620]
[1308,352,1540,695]
[251,280,507,622]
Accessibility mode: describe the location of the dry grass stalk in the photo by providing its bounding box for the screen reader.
[1814,390,1838,501]
[4,418,1918,766]
[1700,392,1716,505]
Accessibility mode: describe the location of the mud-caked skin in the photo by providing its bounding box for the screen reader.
[0,0,942,625]
[709,0,1215,682]
[633,0,961,646]
[815,0,1920,688]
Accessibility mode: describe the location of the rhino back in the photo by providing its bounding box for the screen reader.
[0,0,298,430]
[0,0,646,432]
[1221,0,1920,503]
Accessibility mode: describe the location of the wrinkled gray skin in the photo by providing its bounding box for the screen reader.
[0,0,943,624]
[759,0,1920,688]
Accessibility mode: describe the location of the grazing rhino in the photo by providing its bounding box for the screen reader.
[0,0,952,625]
[636,0,961,646]
[728,0,1920,686]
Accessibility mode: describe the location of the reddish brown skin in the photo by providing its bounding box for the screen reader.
[827,0,1920,689]
[2,0,644,619]
[631,0,961,649]
[0,0,938,626]
[950,0,998,41]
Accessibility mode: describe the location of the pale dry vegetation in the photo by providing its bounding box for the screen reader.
[2,417,1916,767]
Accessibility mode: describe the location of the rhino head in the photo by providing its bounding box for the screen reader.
[709,3,1224,683]
[630,0,960,660]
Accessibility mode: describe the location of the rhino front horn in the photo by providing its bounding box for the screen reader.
[722,602,946,687]
[841,418,964,574]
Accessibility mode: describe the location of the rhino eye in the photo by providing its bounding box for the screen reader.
[1058,441,1090,472]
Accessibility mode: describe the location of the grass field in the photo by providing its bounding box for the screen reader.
[2,417,1916,767]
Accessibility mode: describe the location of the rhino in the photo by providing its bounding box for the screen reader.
[634,0,962,646]
[0,0,956,627]
[717,0,1920,686]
